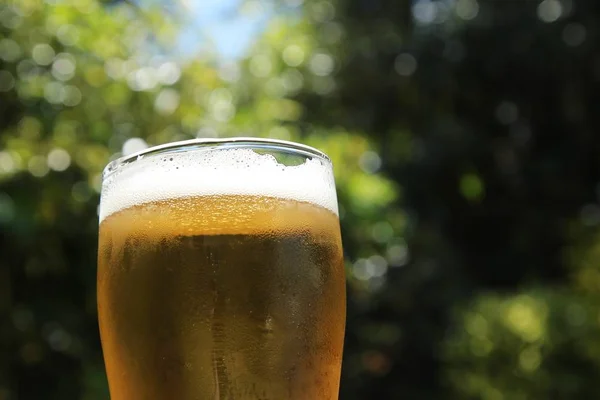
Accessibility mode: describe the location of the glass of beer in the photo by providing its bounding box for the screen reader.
[97,138,346,399]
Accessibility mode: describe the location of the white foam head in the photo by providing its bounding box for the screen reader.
[99,143,339,222]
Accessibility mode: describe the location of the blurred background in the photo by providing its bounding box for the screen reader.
[2,0,600,398]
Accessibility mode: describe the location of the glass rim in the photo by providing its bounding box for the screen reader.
[103,137,331,180]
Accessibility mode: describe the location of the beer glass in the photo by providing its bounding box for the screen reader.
[97,138,346,399]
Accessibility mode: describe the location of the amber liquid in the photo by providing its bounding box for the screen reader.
[97,195,346,399]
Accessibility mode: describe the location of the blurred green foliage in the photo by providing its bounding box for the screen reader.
[2,0,600,398]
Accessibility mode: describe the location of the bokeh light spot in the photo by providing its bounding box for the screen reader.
[268,126,291,141]
[157,61,181,85]
[212,103,236,122]
[0,151,16,174]
[562,22,586,47]
[43,81,63,104]
[281,69,304,93]
[455,0,479,21]
[72,181,92,202]
[196,127,219,138]
[412,0,437,24]
[44,81,64,104]
[566,303,587,327]
[309,52,335,76]
[310,1,335,22]
[503,296,547,343]
[28,155,49,177]
[48,328,72,352]
[362,351,391,376]
[284,0,304,7]
[31,43,55,66]
[154,88,180,115]
[84,65,106,87]
[0,70,15,92]
[519,346,541,372]
[56,24,79,46]
[20,342,42,365]
[265,77,286,98]
[122,138,148,156]
[105,58,125,80]
[209,88,235,121]
[16,59,38,80]
[580,204,600,226]
[537,0,562,23]
[387,242,409,267]
[460,173,485,201]
[128,67,158,91]
[0,192,15,224]
[241,0,265,16]
[353,259,372,281]
[47,148,71,172]
[321,22,344,44]
[0,38,21,62]
[359,151,382,174]
[313,76,336,95]
[18,116,42,140]
[465,313,489,338]
[0,6,22,30]
[395,53,417,77]
[282,45,305,67]
[52,53,76,81]
[368,255,389,277]
[91,174,102,193]
[495,101,519,125]
[62,85,82,107]
[250,54,273,78]
[371,221,394,243]
[218,62,241,83]
[75,0,98,14]
[12,307,34,332]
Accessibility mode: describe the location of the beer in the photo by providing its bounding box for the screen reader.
[97,143,345,399]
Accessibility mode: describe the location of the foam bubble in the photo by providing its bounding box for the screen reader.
[99,147,338,222]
